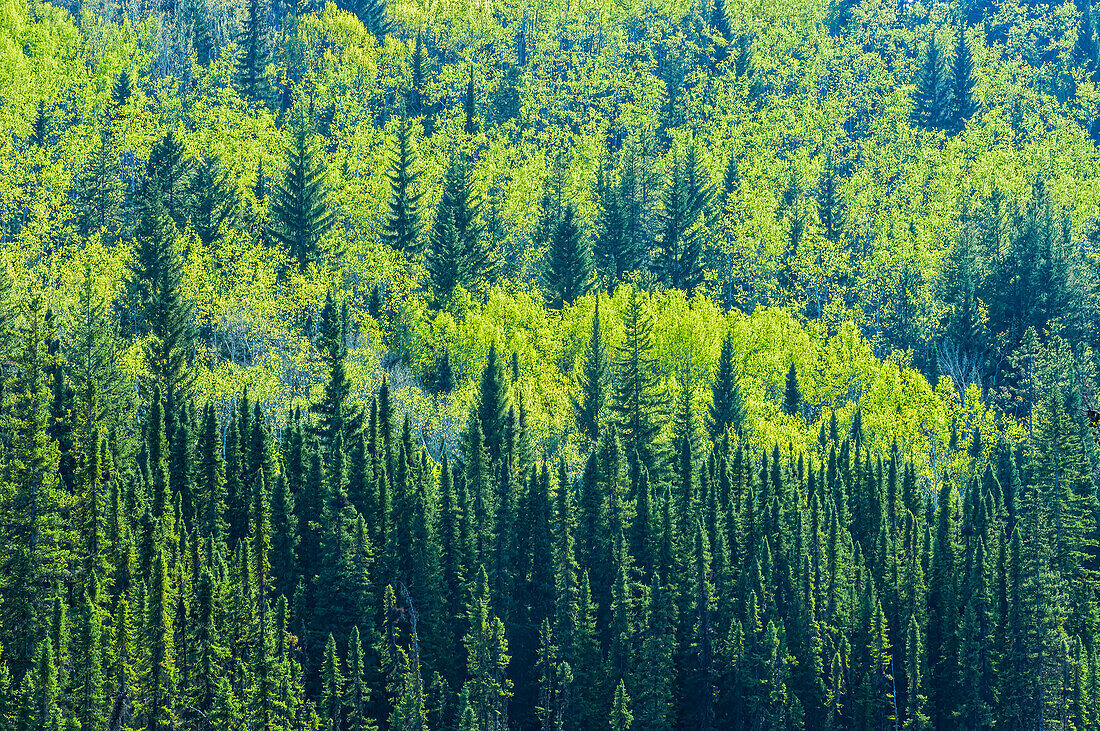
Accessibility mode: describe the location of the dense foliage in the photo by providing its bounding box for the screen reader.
[2,0,1100,726]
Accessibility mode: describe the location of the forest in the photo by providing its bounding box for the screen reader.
[1,0,1100,725]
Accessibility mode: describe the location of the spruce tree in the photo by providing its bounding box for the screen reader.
[349,0,388,42]
[611,679,633,731]
[269,112,336,268]
[1075,0,1099,83]
[571,298,609,445]
[707,330,746,440]
[125,183,196,404]
[236,0,273,103]
[543,203,592,309]
[612,285,664,471]
[0,296,64,674]
[465,566,512,731]
[817,151,846,243]
[321,633,344,730]
[477,342,511,467]
[654,143,712,294]
[73,128,123,241]
[949,22,977,133]
[912,31,949,131]
[146,129,193,228]
[783,363,802,417]
[188,154,239,249]
[427,150,489,302]
[594,161,628,289]
[381,113,423,254]
[927,479,960,728]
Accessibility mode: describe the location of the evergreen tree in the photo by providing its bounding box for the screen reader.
[321,633,344,730]
[707,330,747,440]
[571,298,609,445]
[73,128,123,242]
[0,296,64,674]
[478,342,511,467]
[349,0,388,42]
[381,113,423,254]
[611,680,633,731]
[124,183,196,403]
[543,202,592,309]
[817,151,846,243]
[465,566,512,731]
[654,143,711,294]
[612,285,664,470]
[912,30,950,131]
[427,150,489,301]
[236,0,272,103]
[949,23,977,133]
[783,362,802,417]
[269,111,336,268]
[188,154,239,249]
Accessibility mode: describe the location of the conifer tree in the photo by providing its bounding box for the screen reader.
[382,113,423,254]
[817,151,846,243]
[126,180,196,400]
[73,128,123,242]
[594,161,628,289]
[1075,0,1099,83]
[543,203,592,309]
[0,296,64,674]
[904,614,930,731]
[710,0,732,65]
[912,31,949,130]
[927,480,960,727]
[344,627,375,731]
[572,299,608,445]
[783,363,802,417]
[321,633,344,730]
[478,343,511,467]
[428,150,489,301]
[236,0,272,103]
[654,143,711,294]
[708,330,746,440]
[612,285,663,470]
[464,566,512,731]
[269,111,336,268]
[611,680,633,731]
[349,0,388,42]
[112,70,132,108]
[143,547,176,731]
[949,23,977,133]
[188,154,239,249]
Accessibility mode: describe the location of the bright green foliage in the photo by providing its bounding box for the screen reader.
[0,0,1098,728]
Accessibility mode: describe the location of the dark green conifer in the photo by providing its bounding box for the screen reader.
[269,112,336,268]
[912,31,949,131]
[707,330,747,440]
[381,114,423,254]
[571,298,608,445]
[543,203,592,309]
[783,363,802,417]
[236,0,273,103]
